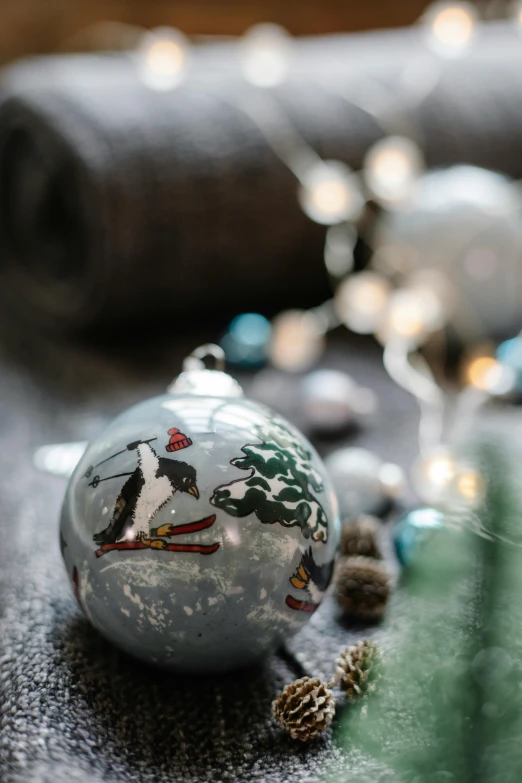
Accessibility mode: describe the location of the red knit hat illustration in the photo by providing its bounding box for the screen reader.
[166,427,193,452]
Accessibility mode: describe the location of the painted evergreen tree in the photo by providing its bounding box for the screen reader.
[211,417,329,542]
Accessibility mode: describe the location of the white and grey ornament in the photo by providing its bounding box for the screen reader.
[299,369,377,433]
[60,346,340,673]
[325,447,405,517]
[373,165,522,341]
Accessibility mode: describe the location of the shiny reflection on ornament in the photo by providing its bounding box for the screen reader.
[324,224,356,277]
[298,161,365,225]
[363,136,423,205]
[335,271,391,334]
[137,27,189,91]
[240,23,292,87]
[270,309,326,372]
[422,1,477,57]
[34,441,88,477]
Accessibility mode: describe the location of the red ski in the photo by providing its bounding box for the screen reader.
[285,594,319,613]
[95,515,219,558]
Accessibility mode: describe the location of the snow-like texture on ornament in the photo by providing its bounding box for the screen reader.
[60,352,340,672]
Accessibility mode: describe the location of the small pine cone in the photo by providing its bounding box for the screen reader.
[335,556,390,619]
[272,676,335,741]
[334,639,379,700]
[340,515,382,559]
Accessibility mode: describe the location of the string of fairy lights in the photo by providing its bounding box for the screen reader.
[41,3,522,548]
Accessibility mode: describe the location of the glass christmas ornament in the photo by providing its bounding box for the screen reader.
[374,166,522,341]
[298,161,365,226]
[393,507,445,567]
[60,346,340,673]
[240,23,292,88]
[221,312,272,368]
[324,447,405,518]
[335,271,391,335]
[136,27,190,91]
[299,370,377,433]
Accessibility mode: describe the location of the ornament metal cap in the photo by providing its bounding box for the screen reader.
[167,344,244,399]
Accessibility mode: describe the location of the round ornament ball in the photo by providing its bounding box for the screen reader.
[324,447,405,518]
[374,166,522,341]
[60,348,340,673]
[393,508,445,567]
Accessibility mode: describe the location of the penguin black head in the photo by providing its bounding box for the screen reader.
[159,458,199,499]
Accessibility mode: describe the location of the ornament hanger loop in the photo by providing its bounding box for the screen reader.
[183,344,226,372]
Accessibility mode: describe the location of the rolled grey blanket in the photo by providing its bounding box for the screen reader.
[1,22,522,334]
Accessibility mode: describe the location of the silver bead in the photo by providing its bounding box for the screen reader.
[325,447,405,517]
[299,370,377,433]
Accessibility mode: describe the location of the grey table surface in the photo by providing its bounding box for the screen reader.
[0,318,438,783]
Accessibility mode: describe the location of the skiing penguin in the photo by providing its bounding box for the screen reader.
[92,428,199,546]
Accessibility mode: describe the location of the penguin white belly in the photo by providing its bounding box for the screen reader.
[128,443,174,539]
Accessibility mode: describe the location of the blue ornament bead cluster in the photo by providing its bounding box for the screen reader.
[393,508,445,567]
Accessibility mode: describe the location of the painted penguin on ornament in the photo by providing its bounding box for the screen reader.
[88,428,219,558]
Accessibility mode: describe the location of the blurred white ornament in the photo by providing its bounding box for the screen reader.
[299,369,377,432]
[379,285,446,347]
[334,271,391,335]
[137,27,190,90]
[240,23,292,87]
[413,447,485,508]
[374,166,522,341]
[298,161,365,226]
[422,1,478,58]
[270,309,326,372]
[363,136,424,206]
[325,447,405,517]
[324,224,357,278]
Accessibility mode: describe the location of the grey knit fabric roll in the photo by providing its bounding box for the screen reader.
[0,22,522,333]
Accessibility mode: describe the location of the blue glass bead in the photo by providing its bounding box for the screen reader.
[393,508,445,567]
[221,313,272,368]
[496,338,522,392]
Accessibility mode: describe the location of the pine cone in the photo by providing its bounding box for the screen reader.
[272,676,335,741]
[340,515,382,559]
[335,556,390,619]
[334,639,379,700]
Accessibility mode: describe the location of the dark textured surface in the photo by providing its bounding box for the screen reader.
[1,23,522,332]
[0,320,422,783]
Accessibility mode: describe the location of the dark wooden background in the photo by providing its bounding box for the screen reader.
[0,0,496,66]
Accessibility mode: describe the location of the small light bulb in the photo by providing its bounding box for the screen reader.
[298,161,365,225]
[413,448,457,505]
[240,23,292,88]
[323,224,357,278]
[380,287,446,346]
[137,27,189,91]
[363,136,423,205]
[456,470,484,503]
[334,271,391,335]
[269,310,326,372]
[466,356,502,391]
[422,1,477,57]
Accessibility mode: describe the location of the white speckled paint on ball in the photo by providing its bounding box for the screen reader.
[60,390,340,672]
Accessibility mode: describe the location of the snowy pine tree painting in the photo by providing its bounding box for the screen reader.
[210,418,329,542]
